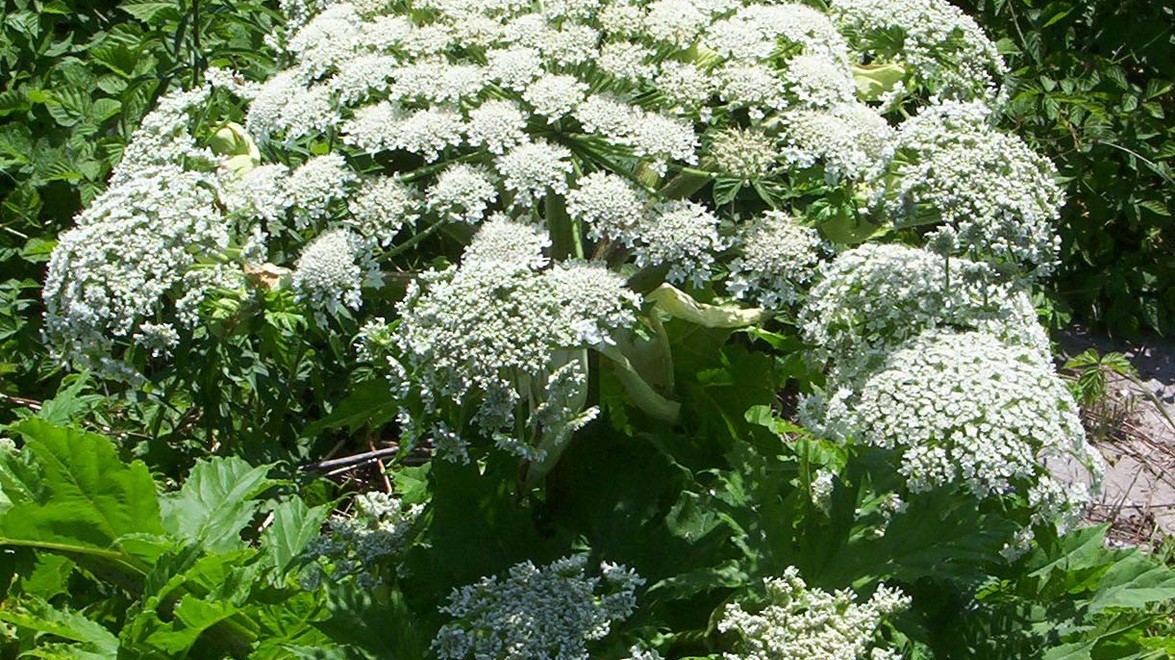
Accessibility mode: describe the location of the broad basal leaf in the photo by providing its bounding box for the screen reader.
[1,419,163,551]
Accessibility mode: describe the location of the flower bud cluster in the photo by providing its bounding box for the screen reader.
[301,491,424,590]
[432,555,644,660]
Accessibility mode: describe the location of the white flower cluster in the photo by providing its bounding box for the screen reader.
[830,0,1008,102]
[814,331,1103,530]
[799,243,1048,382]
[632,201,729,287]
[42,85,266,377]
[428,164,498,224]
[726,212,831,309]
[286,153,358,230]
[44,72,420,374]
[431,555,644,660]
[301,491,424,590]
[871,101,1064,273]
[810,469,836,516]
[50,0,1073,517]
[43,163,234,378]
[291,228,381,322]
[348,176,419,244]
[390,218,639,461]
[719,567,910,660]
[237,0,1012,292]
[776,103,892,181]
[111,86,215,185]
[566,171,649,242]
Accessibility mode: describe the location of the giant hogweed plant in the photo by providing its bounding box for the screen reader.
[10,0,1174,657]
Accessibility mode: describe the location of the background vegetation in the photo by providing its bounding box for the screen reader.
[0,0,1172,658]
[959,0,1174,336]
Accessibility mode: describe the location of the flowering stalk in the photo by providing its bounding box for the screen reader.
[597,342,681,424]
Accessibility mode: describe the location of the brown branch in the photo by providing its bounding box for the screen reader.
[303,446,403,471]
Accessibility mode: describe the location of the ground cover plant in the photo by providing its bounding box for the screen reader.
[2,0,1175,657]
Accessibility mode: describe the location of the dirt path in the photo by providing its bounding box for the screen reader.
[1055,328,1175,545]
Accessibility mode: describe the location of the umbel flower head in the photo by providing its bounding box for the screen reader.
[799,242,1049,382]
[869,100,1064,274]
[45,0,1026,377]
[809,330,1103,530]
[719,566,910,660]
[42,163,234,378]
[385,217,639,464]
[431,554,644,660]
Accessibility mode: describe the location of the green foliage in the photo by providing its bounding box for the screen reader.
[0,419,334,658]
[944,525,1175,658]
[1063,349,1136,410]
[960,0,1175,336]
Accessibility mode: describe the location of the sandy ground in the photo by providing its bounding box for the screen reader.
[1055,328,1175,545]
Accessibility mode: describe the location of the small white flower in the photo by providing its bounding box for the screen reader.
[348,177,420,245]
[720,566,909,659]
[427,164,499,223]
[496,140,573,205]
[632,200,728,287]
[566,171,649,242]
[524,74,589,122]
[292,228,377,319]
[465,99,529,154]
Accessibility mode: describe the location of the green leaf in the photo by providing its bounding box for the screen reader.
[1089,556,1175,613]
[0,596,119,657]
[261,497,330,576]
[133,595,240,656]
[302,379,399,437]
[91,98,121,123]
[120,2,183,23]
[160,457,280,552]
[36,376,98,425]
[744,405,804,436]
[712,178,742,206]
[1042,640,1094,660]
[392,464,431,505]
[89,43,138,78]
[1,419,164,552]
[1041,7,1074,27]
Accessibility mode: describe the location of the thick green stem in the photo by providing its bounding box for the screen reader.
[657,169,713,200]
[546,191,579,260]
[626,263,670,294]
[598,345,681,424]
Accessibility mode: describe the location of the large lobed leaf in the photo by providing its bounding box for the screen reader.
[160,456,281,553]
[0,418,163,554]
